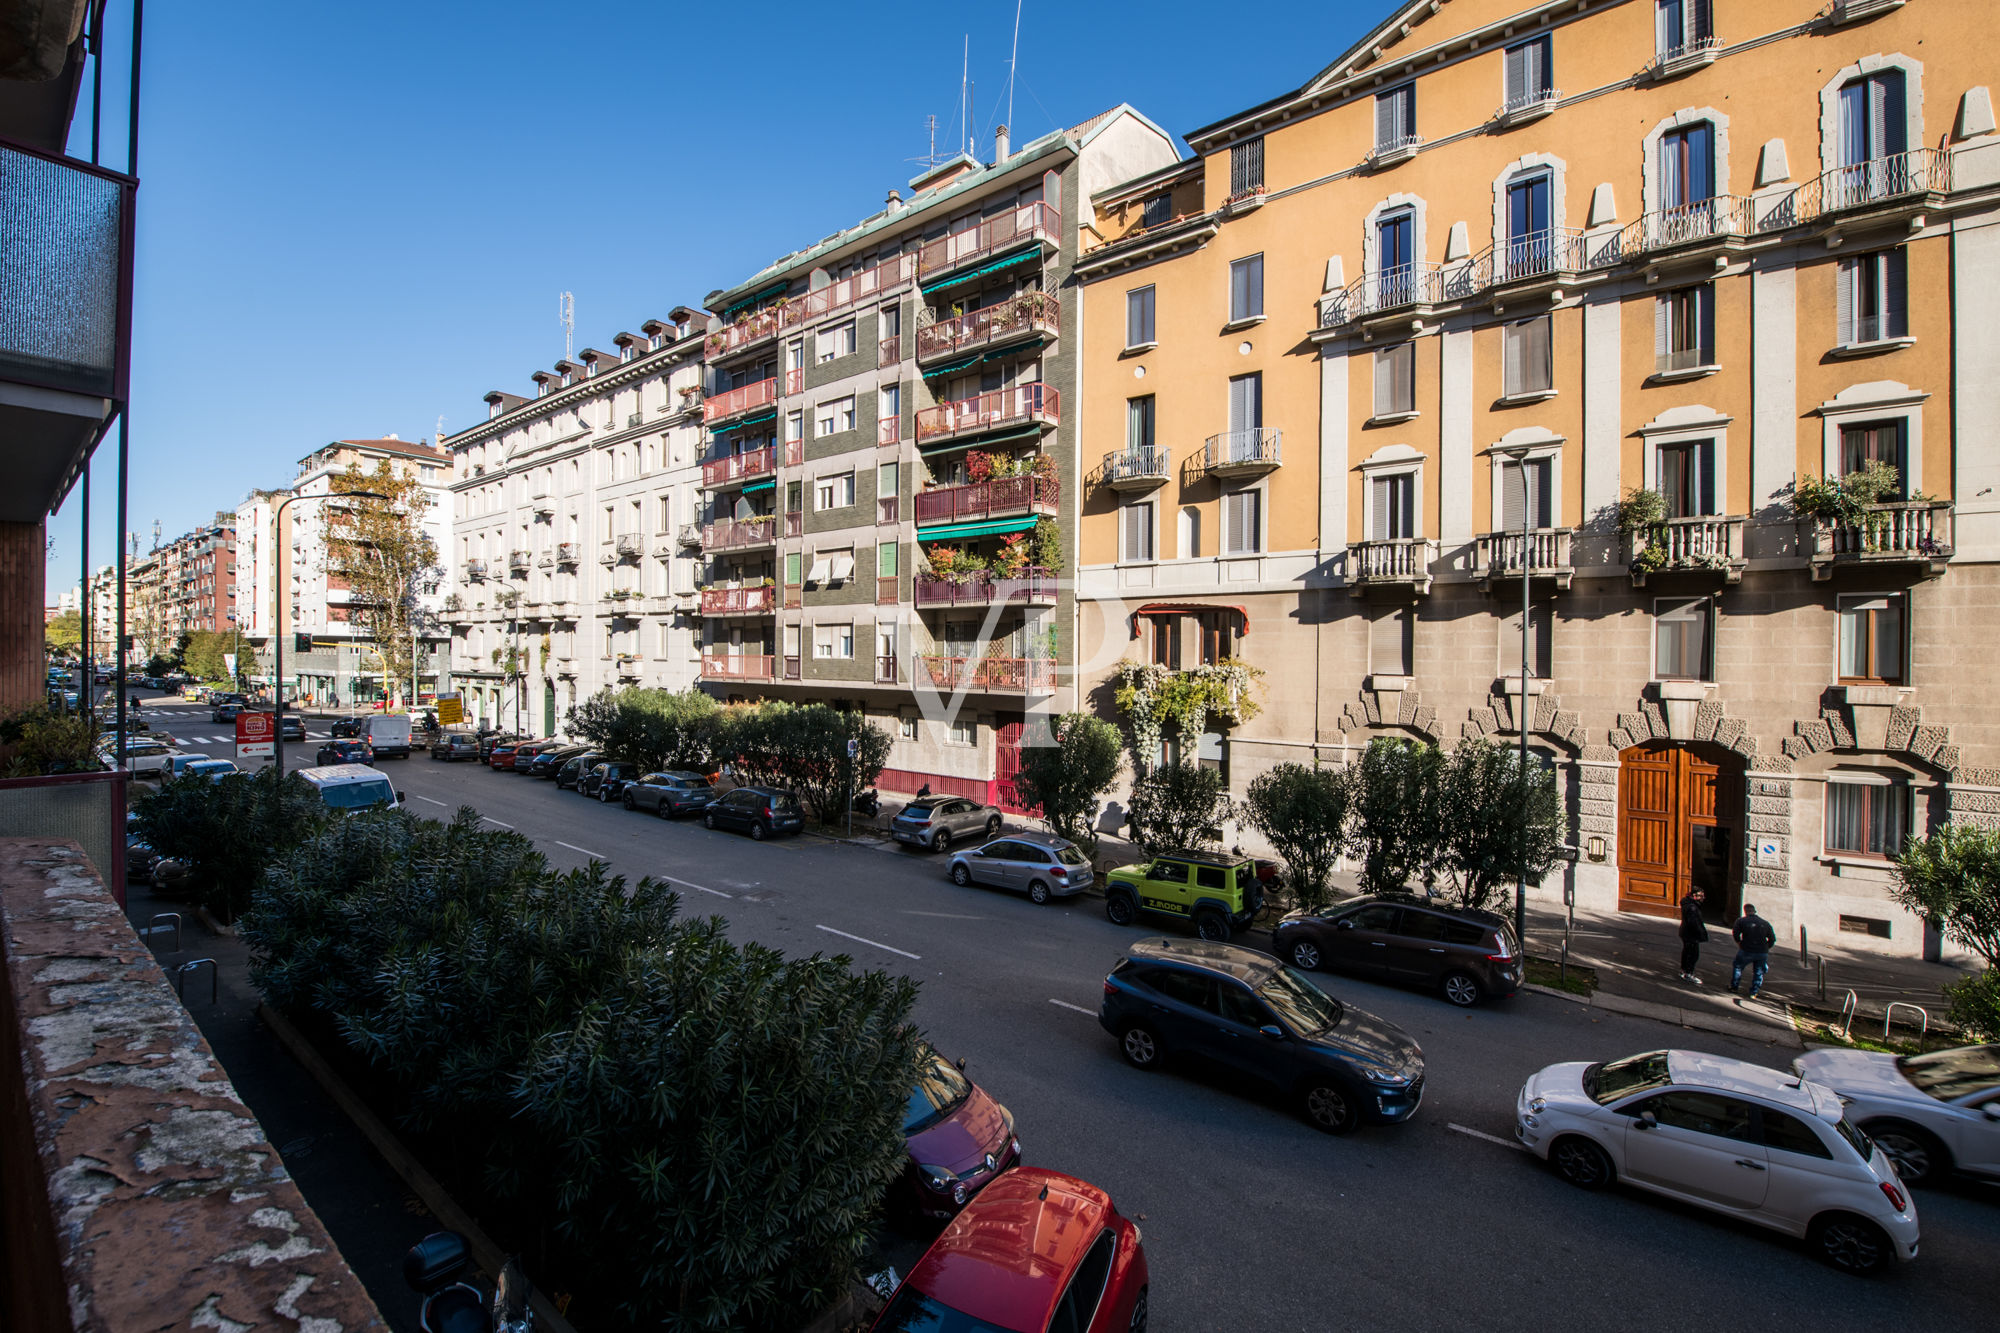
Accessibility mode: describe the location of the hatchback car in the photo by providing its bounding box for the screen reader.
[890,796,1003,852]
[1103,852,1264,942]
[554,750,601,790]
[623,771,716,817]
[210,702,242,724]
[948,833,1094,905]
[509,739,558,772]
[316,738,374,767]
[1274,895,1521,1007]
[527,744,588,779]
[487,741,522,771]
[1791,1043,2000,1187]
[871,1167,1147,1333]
[431,734,481,762]
[276,713,306,742]
[1100,938,1424,1135]
[897,1046,1020,1219]
[579,760,640,801]
[1520,1050,1920,1274]
[702,786,804,840]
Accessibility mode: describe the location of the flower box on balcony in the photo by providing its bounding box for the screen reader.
[1626,516,1747,586]
[1805,502,1953,581]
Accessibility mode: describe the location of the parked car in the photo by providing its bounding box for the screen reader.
[554,750,600,790]
[297,763,403,812]
[431,733,481,762]
[316,738,374,767]
[360,713,413,760]
[185,759,241,782]
[579,760,640,802]
[897,1045,1020,1219]
[1518,1048,1920,1274]
[889,796,1003,852]
[510,739,560,772]
[521,743,579,778]
[1790,1043,2000,1187]
[97,738,187,778]
[701,786,804,840]
[623,771,716,817]
[125,810,157,883]
[487,741,523,771]
[210,702,242,724]
[275,713,306,742]
[947,833,1094,905]
[1100,937,1424,1135]
[1273,895,1522,1007]
[1102,851,1264,942]
[871,1167,1147,1333]
[330,716,365,739]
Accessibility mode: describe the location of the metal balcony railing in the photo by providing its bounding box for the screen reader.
[615,533,646,558]
[915,384,1060,445]
[0,138,136,401]
[783,254,915,330]
[913,568,1058,609]
[556,542,579,565]
[1471,227,1606,287]
[1649,35,1721,78]
[701,516,780,552]
[677,523,702,547]
[1202,428,1282,475]
[784,367,803,395]
[464,559,487,580]
[700,585,776,616]
[1103,446,1171,488]
[704,305,784,360]
[879,334,901,367]
[701,652,776,680]
[1618,195,1755,256]
[508,549,531,572]
[918,655,1058,693]
[1369,132,1424,164]
[915,476,1060,526]
[918,201,1062,280]
[916,292,1060,363]
[1763,148,1949,231]
[702,444,779,489]
[703,377,778,424]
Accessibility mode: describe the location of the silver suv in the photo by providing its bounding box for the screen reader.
[891,796,1001,852]
[948,833,1094,905]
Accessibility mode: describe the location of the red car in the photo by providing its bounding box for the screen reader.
[488,742,521,770]
[872,1167,1149,1333]
[899,1047,1019,1219]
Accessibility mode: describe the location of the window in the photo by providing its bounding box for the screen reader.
[1229,254,1265,323]
[1656,439,1715,518]
[1633,1089,1753,1141]
[878,303,900,339]
[877,461,899,514]
[1839,421,1907,496]
[1151,615,1179,669]
[816,320,856,363]
[1505,173,1552,267]
[1502,601,1553,677]
[1371,472,1416,541]
[785,410,803,443]
[1498,455,1553,529]
[1502,316,1553,396]
[1838,250,1908,347]
[1127,396,1155,452]
[1375,84,1416,152]
[1223,489,1262,555]
[879,382,901,425]
[1123,501,1155,562]
[1140,193,1171,228]
[1760,1109,1833,1159]
[817,396,856,436]
[1227,371,1262,441]
[1655,0,1713,60]
[783,551,802,586]
[1228,136,1264,197]
[1370,604,1414,676]
[1504,37,1553,109]
[657,496,673,532]
[813,622,854,659]
[1838,593,1905,684]
[1656,285,1714,374]
[1178,505,1201,559]
[1374,342,1415,416]
[1659,122,1715,211]
[898,713,918,741]
[1826,777,1909,859]
[1126,286,1156,347]
[1654,597,1713,681]
[948,717,976,746]
[1838,69,1907,168]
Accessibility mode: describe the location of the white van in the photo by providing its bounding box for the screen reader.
[297,763,402,811]
[360,713,413,760]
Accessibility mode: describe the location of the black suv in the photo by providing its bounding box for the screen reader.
[1098,938,1425,1135]
[528,744,589,779]
[702,786,804,840]
[1271,895,1522,1007]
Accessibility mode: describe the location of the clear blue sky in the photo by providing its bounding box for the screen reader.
[47,0,1379,603]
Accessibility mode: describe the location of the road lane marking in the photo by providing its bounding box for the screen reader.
[816,925,920,960]
[1049,999,1095,1016]
[412,795,448,806]
[1447,1123,1526,1152]
[555,841,606,859]
[481,816,514,829]
[902,910,987,920]
[657,874,731,899]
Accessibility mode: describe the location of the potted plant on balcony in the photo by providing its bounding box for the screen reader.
[991,532,1030,580]
[1794,460,1904,551]
[1617,488,1671,577]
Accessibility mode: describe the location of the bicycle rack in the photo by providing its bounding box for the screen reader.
[1884,1001,1929,1045]
[143,912,182,954]
[176,959,218,1005]
[1835,989,1859,1040]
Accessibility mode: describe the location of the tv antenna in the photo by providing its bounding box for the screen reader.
[959,36,972,156]
[910,113,940,168]
[1007,0,1022,133]
[558,291,575,359]
[150,519,160,552]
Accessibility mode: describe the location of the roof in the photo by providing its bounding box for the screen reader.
[1664,1050,1823,1115]
[331,437,451,463]
[1126,937,1276,984]
[908,1167,1111,1329]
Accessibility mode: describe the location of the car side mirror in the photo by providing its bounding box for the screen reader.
[1259,1025,1283,1040]
[1982,1103,2000,1122]
[1636,1111,1659,1130]
[955,1056,967,1072]
[1334,919,1355,930]
[395,792,405,804]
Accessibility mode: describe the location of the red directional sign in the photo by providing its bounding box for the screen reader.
[237,710,275,760]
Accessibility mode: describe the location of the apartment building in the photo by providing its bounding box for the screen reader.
[440,313,709,735]
[695,107,1177,805]
[151,512,238,637]
[1072,0,2000,959]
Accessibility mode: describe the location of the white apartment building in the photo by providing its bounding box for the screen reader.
[441,313,709,735]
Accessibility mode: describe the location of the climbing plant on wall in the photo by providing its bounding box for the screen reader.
[1113,659,1264,769]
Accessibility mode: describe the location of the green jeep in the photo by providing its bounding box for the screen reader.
[1103,852,1264,941]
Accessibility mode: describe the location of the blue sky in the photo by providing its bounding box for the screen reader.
[47,0,1380,601]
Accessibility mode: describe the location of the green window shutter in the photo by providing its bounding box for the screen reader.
[878,542,899,577]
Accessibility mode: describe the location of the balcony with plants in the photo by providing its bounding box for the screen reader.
[1794,462,1952,581]
[915,451,1061,527]
[702,512,780,553]
[916,200,1061,283]
[914,523,1062,611]
[915,291,1060,366]
[915,383,1059,447]
[1617,489,1746,586]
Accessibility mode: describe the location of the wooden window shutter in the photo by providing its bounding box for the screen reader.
[1500,462,1524,531]
[1697,285,1715,361]
[1836,257,1857,345]
[1392,342,1413,412]
[1655,295,1671,362]
[1373,349,1395,415]
[1884,249,1908,338]
[1376,90,1395,146]
[1691,0,1712,41]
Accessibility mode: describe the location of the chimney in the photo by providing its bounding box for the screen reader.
[993,124,1010,163]
[885,188,903,212]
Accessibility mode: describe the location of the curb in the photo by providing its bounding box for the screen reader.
[1523,981,1803,1048]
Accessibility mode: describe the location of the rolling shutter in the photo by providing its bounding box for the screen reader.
[1883,249,1908,339]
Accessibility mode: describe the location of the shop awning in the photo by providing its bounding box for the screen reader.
[709,410,777,435]
[916,423,1048,456]
[721,281,789,319]
[915,515,1041,542]
[1130,601,1250,637]
[919,246,1042,294]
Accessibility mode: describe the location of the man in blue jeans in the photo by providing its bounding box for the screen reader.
[1729,903,1777,999]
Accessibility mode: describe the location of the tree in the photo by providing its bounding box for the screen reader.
[721,702,892,824]
[1012,714,1122,852]
[1126,761,1233,854]
[181,629,231,682]
[0,704,103,777]
[1352,737,1443,896]
[132,767,330,921]
[1890,825,2000,967]
[1432,738,1566,913]
[566,687,723,775]
[1244,762,1354,910]
[329,457,442,708]
[169,631,192,671]
[46,609,81,657]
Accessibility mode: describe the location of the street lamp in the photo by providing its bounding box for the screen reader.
[1493,442,1536,950]
[272,487,386,774]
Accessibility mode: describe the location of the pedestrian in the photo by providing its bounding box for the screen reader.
[1729,903,1777,999]
[1677,889,1708,984]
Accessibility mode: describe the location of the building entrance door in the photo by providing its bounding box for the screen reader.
[543,682,556,737]
[1617,741,1743,922]
[994,715,1031,815]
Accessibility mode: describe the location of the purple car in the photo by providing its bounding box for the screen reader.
[899,1046,1020,1219]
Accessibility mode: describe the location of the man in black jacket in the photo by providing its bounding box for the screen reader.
[1677,889,1708,984]
[1729,903,1778,999]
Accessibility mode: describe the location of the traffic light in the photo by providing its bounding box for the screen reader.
[294,633,313,654]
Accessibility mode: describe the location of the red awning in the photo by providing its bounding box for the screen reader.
[1130,602,1250,638]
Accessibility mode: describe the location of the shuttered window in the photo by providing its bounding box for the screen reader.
[1370,604,1414,676]
[1228,373,1263,434]
[1504,38,1552,107]
[1655,0,1713,58]
[1229,137,1264,196]
[1374,342,1415,416]
[1499,457,1553,530]
[1126,285,1155,347]
[1123,502,1155,562]
[1654,284,1715,373]
[1656,440,1715,518]
[1223,490,1263,555]
[1838,70,1908,166]
[1837,250,1908,346]
[1375,84,1416,150]
[1140,194,1171,228]
[1371,473,1416,541]
[1502,316,1553,396]
[1229,254,1265,323]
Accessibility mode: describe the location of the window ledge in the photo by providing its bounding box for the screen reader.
[1368,410,1422,425]
[1496,388,1559,405]
[1828,337,1915,359]
[1120,341,1158,357]
[1816,854,1897,874]
[1649,363,1721,383]
[1221,315,1268,332]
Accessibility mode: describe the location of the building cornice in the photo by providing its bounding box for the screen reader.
[444,337,701,455]
[1073,217,1222,282]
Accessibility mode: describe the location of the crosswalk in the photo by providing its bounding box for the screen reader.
[172,732,337,745]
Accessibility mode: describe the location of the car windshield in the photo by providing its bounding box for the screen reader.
[1055,845,1088,866]
[903,1052,972,1134]
[873,1283,1012,1333]
[1582,1051,1674,1106]
[319,780,394,809]
[1256,965,1344,1034]
[1895,1045,2000,1101]
[768,793,800,813]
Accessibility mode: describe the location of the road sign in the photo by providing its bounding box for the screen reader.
[436,693,464,726]
[846,738,859,758]
[236,709,274,760]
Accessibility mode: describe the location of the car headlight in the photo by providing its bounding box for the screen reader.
[919,1164,956,1193]
[997,1103,1016,1137]
[1369,1070,1413,1088]
[1529,1097,1547,1114]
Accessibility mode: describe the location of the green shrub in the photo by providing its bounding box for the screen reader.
[1943,967,2000,1042]
[1126,761,1232,854]
[131,768,328,921]
[1243,762,1353,910]
[1013,714,1121,853]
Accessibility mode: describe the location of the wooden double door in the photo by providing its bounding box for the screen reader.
[1618,741,1743,922]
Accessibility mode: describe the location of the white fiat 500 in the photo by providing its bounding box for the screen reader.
[1516,1049,1918,1274]
[1792,1043,2000,1187]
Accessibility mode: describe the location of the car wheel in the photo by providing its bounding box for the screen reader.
[1442,971,1483,1008]
[750,820,767,841]
[1862,1119,1947,1187]
[1106,893,1137,926]
[1120,1024,1160,1069]
[932,829,954,853]
[622,792,636,810]
[1289,939,1323,971]
[1810,1213,1892,1276]
[1127,1286,1148,1333]
[985,816,1000,837]
[1028,879,1051,906]
[703,813,717,830]
[1194,910,1230,943]
[657,802,674,820]
[950,863,972,887]
[1550,1136,1614,1190]
[598,787,612,803]
[1302,1081,1360,1136]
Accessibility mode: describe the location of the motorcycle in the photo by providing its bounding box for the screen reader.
[851,787,880,818]
[404,1231,533,1333]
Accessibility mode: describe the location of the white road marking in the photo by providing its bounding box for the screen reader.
[1049,999,1095,1016]
[412,795,448,806]
[902,910,987,920]
[816,925,921,960]
[1447,1123,1526,1152]
[555,841,606,858]
[481,816,514,829]
[657,874,731,899]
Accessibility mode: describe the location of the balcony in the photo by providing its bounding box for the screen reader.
[1764,149,1949,232]
[914,568,1059,609]
[917,200,1061,282]
[703,376,779,425]
[700,585,776,616]
[915,476,1061,527]
[918,655,1058,694]
[880,335,901,367]
[916,291,1061,365]
[704,305,784,360]
[1201,428,1282,479]
[1104,446,1171,491]
[677,523,703,547]
[616,532,647,559]
[1618,195,1755,259]
[508,549,531,574]
[1367,133,1424,169]
[1626,516,1747,586]
[702,444,780,489]
[1475,528,1576,590]
[1345,539,1439,596]
[1831,0,1905,21]
[1495,87,1560,129]
[879,415,902,447]
[781,254,916,331]
[1806,502,1953,581]
[702,515,780,552]
[1647,36,1721,80]
[556,541,580,566]
[464,559,487,581]
[876,655,900,685]
[1321,260,1478,326]
[701,652,776,681]
[916,384,1060,447]
[1472,227,1607,290]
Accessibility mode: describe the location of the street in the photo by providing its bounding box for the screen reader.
[141,700,2000,1331]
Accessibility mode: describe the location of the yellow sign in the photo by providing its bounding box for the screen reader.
[436,694,464,725]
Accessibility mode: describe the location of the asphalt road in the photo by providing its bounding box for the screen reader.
[145,703,2000,1332]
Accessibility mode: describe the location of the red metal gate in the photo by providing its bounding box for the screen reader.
[995,720,1037,815]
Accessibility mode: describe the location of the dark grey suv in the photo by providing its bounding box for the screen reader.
[624,771,716,817]
[1099,938,1425,1135]
[890,796,1002,852]
[1272,895,1522,1007]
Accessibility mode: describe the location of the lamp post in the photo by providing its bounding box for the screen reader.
[1495,442,1536,949]
[272,487,385,774]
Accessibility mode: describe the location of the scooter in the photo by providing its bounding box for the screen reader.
[404,1231,532,1333]
[851,787,880,817]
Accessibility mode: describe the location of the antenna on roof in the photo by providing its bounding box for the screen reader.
[959,36,970,157]
[908,114,943,169]
[558,291,575,359]
[1006,0,1022,135]
[436,414,445,443]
